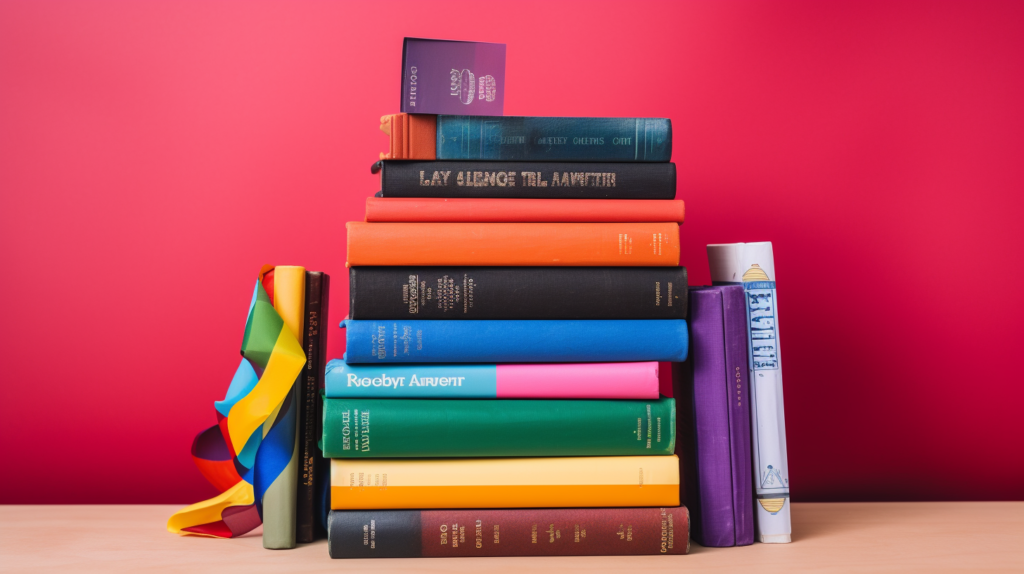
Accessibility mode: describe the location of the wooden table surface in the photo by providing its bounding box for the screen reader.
[1,502,1021,573]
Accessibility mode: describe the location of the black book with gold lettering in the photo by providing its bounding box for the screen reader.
[297,271,330,542]
[373,161,676,199]
[349,266,687,320]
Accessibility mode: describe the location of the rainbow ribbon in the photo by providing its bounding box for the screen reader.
[167,266,306,538]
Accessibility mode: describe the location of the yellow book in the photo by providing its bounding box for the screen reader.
[331,456,679,509]
[262,265,305,550]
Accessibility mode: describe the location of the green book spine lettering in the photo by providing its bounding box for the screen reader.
[322,398,675,458]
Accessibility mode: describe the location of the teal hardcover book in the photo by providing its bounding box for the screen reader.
[436,116,672,161]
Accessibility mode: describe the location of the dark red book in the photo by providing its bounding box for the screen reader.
[327,507,689,558]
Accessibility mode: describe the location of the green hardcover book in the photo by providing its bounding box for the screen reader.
[322,398,675,458]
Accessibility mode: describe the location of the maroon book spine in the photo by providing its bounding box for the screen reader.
[328,507,689,558]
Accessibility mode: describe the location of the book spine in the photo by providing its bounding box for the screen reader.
[341,319,689,363]
[314,272,330,539]
[321,397,675,458]
[262,266,305,550]
[378,161,676,199]
[436,116,671,162]
[670,361,700,538]
[721,285,755,546]
[707,242,792,543]
[295,271,323,543]
[327,360,499,398]
[379,113,436,160]
[325,360,661,399]
[687,288,736,547]
[365,198,685,223]
[349,266,687,319]
[328,507,689,558]
[498,362,659,398]
[345,222,681,267]
[330,456,681,509]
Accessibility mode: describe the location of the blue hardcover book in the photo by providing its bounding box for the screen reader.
[341,319,688,363]
[436,116,672,162]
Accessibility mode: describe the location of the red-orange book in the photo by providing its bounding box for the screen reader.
[365,197,685,223]
[346,222,680,266]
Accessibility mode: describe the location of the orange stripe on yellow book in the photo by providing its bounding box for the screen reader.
[345,222,681,267]
[330,456,680,509]
[330,484,680,510]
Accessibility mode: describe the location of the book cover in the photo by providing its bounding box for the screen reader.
[677,286,754,547]
[707,241,792,544]
[341,319,689,363]
[373,160,677,199]
[378,114,671,161]
[330,456,681,509]
[325,359,661,399]
[365,198,685,223]
[328,507,689,558]
[321,397,675,458]
[346,222,681,267]
[349,266,687,319]
[401,38,505,115]
[261,266,305,550]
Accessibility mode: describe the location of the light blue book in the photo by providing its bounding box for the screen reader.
[340,319,688,364]
[326,361,498,398]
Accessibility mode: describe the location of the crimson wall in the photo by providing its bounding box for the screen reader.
[1,0,1021,503]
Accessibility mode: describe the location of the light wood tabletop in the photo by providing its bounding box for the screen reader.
[1,502,1021,573]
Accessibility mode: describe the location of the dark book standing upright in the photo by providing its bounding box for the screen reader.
[675,286,754,547]
[296,271,329,543]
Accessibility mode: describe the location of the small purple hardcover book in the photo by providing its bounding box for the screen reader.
[681,286,754,547]
[401,38,505,115]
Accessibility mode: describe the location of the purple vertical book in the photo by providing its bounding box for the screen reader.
[401,38,506,115]
[676,286,754,547]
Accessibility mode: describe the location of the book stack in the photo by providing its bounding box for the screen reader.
[322,38,691,559]
[168,37,794,556]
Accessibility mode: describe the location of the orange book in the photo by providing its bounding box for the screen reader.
[364,198,686,223]
[331,456,680,509]
[346,221,680,266]
[379,114,436,160]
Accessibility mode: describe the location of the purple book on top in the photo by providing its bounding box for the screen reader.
[675,286,754,547]
[401,38,505,115]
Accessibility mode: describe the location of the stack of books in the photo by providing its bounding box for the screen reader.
[319,38,692,560]
[308,38,794,558]
[169,37,794,557]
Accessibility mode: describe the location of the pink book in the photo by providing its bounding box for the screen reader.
[324,359,660,399]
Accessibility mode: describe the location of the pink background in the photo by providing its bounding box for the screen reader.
[1,1,1021,504]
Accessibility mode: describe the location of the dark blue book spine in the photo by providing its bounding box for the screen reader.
[436,116,672,162]
[341,319,688,363]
